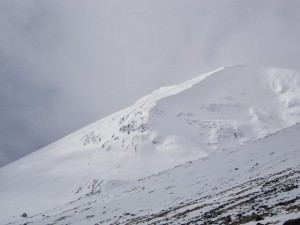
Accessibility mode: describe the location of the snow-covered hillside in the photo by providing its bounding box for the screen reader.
[1,65,300,224]
[7,121,300,225]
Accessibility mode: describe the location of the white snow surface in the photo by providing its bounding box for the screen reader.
[5,118,300,225]
[1,65,300,224]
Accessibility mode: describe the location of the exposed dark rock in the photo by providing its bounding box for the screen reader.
[225,215,232,223]
[259,205,269,210]
[86,215,95,219]
[282,185,299,192]
[283,218,300,225]
[236,213,243,218]
[255,215,264,221]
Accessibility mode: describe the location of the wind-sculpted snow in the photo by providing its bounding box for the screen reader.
[1,65,300,224]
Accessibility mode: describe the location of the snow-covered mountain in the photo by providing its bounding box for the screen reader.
[1,65,300,224]
[5,118,300,225]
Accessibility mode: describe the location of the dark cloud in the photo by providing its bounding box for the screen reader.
[1,0,300,166]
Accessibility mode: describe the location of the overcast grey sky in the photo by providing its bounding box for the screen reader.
[1,0,300,166]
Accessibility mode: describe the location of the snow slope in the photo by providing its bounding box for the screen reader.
[8,121,300,225]
[1,65,300,224]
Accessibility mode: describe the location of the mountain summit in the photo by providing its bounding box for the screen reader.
[1,65,300,224]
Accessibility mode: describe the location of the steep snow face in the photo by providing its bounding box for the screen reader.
[0,65,300,224]
[79,65,300,172]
